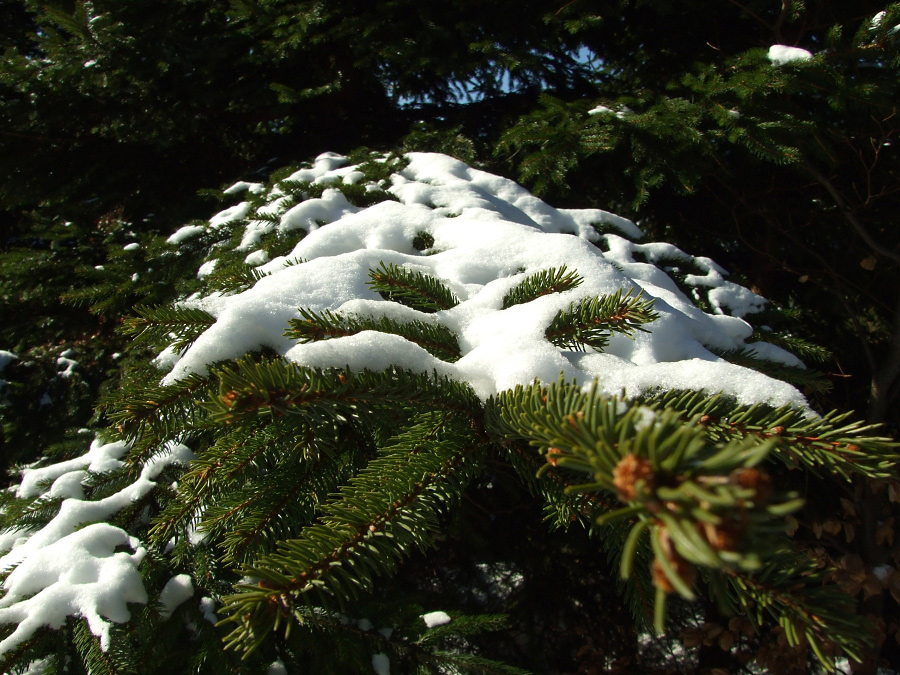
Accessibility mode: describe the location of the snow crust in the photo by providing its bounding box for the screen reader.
[161,152,808,410]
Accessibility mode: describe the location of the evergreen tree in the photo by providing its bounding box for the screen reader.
[1,1,898,672]
[0,152,895,674]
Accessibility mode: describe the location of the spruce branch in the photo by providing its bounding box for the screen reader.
[286,308,462,362]
[502,439,657,629]
[0,495,65,535]
[502,266,584,309]
[107,372,215,464]
[641,389,899,480]
[544,289,658,351]
[121,304,216,353]
[150,417,368,557]
[205,264,272,294]
[367,262,459,313]
[205,361,479,426]
[72,619,136,675]
[218,413,484,656]
[206,436,369,564]
[488,380,805,630]
[272,605,529,674]
[749,329,832,365]
[710,346,832,394]
[713,553,874,670]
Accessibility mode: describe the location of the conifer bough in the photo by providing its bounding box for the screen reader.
[0,151,895,673]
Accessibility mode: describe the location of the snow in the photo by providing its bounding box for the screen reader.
[588,104,633,119]
[197,259,218,278]
[372,653,391,675]
[742,341,805,368]
[158,152,808,411]
[0,350,16,372]
[0,442,195,654]
[243,249,270,265]
[199,596,218,624]
[17,438,128,499]
[767,45,813,65]
[123,242,140,251]
[167,224,205,244]
[421,611,452,628]
[209,201,251,229]
[158,574,194,619]
[224,180,265,196]
[56,354,78,378]
[0,523,148,654]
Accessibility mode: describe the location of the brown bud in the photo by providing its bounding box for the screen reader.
[546,447,562,466]
[731,467,772,504]
[613,453,655,502]
[651,557,695,594]
[651,559,675,593]
[702,517,744,552]
[822,519,842,536]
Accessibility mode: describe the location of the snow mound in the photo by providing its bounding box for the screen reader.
[767,45,813,65]
[163,152,807,410]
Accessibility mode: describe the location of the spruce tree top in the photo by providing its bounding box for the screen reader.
[159,151,807,408]
[0,150,894,674]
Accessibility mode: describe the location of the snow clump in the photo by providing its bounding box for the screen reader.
[767,44,814,65]
[162,151,808,409]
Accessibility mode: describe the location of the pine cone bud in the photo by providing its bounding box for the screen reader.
[702,517,745,552]
[613,453,655,502]
[546,447,562,466]
[731,467,772,504]
[651,557,696,594]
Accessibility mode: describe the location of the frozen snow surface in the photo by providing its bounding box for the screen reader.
[164,151,807,410]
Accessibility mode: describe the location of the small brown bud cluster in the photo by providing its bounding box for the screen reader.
[613,453,655,502]
[651,528,696,593]
[731,467,772,504]
[702,516,746,552]
[546,447,563,466]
